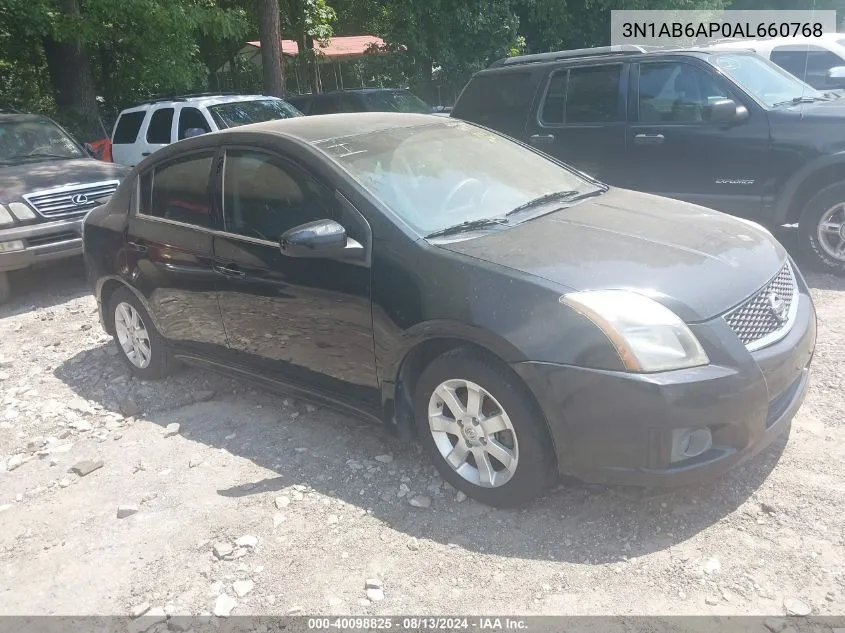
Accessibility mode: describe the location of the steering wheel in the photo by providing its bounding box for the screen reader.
[440,178,483,214]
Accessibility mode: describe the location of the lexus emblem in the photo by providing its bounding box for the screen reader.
[70,193,89,205]
[767,292,788,324]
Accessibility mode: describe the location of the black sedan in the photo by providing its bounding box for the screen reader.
[83,113,816,506]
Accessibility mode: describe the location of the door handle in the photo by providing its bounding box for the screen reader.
[634,133,665,145]
[141,152,151,156]
[529,134,556,146]
[213,263,245,278]
[127,241,148,254]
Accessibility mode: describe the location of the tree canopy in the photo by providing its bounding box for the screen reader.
[1,0,842,139]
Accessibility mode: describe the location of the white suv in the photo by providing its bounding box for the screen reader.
[710,34,845,90]
[111,93,302,166]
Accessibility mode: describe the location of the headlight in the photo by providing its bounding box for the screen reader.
[561,290,709,372]
[0,205,14,227]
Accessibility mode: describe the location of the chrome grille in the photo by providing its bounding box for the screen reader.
[724,262,798,351]
[23,180,119,219]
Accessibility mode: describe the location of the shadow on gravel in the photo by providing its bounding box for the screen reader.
[0,257,90,319]
[54,340,788,566]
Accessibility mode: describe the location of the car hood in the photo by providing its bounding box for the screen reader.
[0,158,128,202]
[433,189,787,322]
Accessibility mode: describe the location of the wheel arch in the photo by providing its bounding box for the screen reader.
[96,276,161,336]
[776,154,845,226]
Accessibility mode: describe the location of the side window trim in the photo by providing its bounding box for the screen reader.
[218,145,339,246]
[537,62,627,129]
[134,147,220,232]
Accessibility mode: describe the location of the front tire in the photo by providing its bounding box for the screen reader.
[413,348,558,507]
[109,287,176,379]
[800,182,845,275]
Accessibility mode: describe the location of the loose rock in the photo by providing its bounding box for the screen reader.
[365,578,382,590]
[783,597,812,616]
[129,602,151,618]
[193,390,216,403]
[366,588,385,602]
[275,496,291,509]
[119,397,141,418]
[58,478,71,488]
[409,494,432,508]
[213,594,237,617]
[213,542,234,559]
[69,460,103,477]
[163,423,180,437]
[232,580,254,597]
[327,514,339,525]
[116,505,138,519]
[702,557,721,575]
[235,535,258,548]
[374,454,393,463]
[188,456,203,468]
[6,454,24,471]
[455,491,468,503]
[304,404,318,413]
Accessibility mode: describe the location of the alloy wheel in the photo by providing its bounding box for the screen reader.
[427,379,519,488]
[817,203,845,261]
[114,301,152,369]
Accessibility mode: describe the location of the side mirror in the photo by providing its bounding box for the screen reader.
[184,128,207,138]
[707,98,748,124]
[279,219,347,258]
[826,66,845,88]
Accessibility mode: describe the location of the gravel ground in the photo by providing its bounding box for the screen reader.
[0,247,843,619]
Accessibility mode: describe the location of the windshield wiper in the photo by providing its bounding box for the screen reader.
[772,96,829,107]
[505,188,605,217]
[425,217,509,239]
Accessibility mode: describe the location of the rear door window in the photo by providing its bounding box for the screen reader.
[113,111,146,144]
[564,65,623,123]
[141,152,215,229]
[146,108,174,144]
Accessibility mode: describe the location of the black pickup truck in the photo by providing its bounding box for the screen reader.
[0,113,128,302]
[451,45,845,274]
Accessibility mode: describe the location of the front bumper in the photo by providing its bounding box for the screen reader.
[513,289,817,487]
[0,217,83,272]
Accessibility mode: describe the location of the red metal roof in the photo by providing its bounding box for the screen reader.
[245,35,387,59]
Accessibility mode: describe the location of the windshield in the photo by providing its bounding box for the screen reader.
[713,52,824,107]
[207,99,302,129]
[315,120,599,236]
[0,119,84,163]
[363,91,433,114]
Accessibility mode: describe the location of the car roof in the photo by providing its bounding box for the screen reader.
[119,94,282,114]
[290,88,409,98]
[711,34,845,51]
[222,112,447,143]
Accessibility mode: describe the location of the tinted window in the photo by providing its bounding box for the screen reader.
[361,91,432,113]
[144,153,214,228]
[113,111,146,144]
[454,73,534,136]
[565,65,623,123]
[340,94,367,113]
[222,149,335,241]
[540,72,566,124]
[310,95,341,115]
[178,107,210,140]
[770,48,809,78]
[638,62,729,123]
[146,108,174,144]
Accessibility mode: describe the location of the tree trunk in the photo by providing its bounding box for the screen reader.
[42,0,101,142]
[258,0,286,97]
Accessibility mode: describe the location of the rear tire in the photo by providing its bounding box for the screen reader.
[413,347,558,507]
[109,287,176,379]
[800,182,845,275]
[0,272,9,304]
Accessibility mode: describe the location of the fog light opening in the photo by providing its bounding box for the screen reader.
[670,427,713,463]
[0,240,25,253]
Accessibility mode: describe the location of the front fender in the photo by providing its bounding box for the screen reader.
[774,152,845,225]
